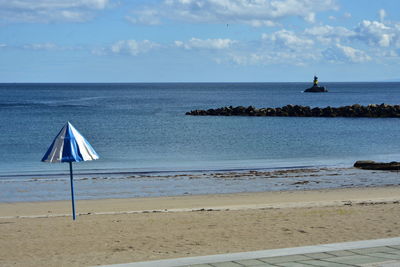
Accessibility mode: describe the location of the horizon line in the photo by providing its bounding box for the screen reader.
[1,80,399,84]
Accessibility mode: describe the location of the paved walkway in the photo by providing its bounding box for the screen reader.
[98,237,400,267]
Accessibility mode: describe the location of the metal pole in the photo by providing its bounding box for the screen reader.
[69,162,76,220]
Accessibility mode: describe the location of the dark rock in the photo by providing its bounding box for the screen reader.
[304,85,328,93]
[292,180,310,185]
[354,160,400,170]
[311,107,322,116]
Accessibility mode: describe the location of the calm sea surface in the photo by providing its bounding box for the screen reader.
[1,82,400,201]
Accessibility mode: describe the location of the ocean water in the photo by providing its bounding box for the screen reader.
[1,82,400,201]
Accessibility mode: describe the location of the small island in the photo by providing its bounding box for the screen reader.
[304,76,328,93]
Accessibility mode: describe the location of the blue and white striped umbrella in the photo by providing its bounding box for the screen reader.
[42,122,99,220]
[42,121,99,163]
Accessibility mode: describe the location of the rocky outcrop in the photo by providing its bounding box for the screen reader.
[354,160,400,170]
[304,85,328,93]
[186,104,400,118]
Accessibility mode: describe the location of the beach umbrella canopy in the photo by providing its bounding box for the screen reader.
[42,122,99,220]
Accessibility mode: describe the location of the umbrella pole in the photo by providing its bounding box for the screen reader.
[69,162,76,220]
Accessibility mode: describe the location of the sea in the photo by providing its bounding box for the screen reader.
[1,82,400,202]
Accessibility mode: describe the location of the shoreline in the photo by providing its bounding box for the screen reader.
[2,186,400,266]
[5,150,400,179]
[0,162,333,178]
[1,153,399,183]
[2,166,400,203]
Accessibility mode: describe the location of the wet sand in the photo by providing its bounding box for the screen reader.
[1,186,400,266]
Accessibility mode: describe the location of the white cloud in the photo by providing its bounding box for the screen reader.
[175,38,236,50]
[125,8,161,25]
[129,0,338,26]
[379,9,386,22]
[23,43,58,50]
[305,19,400,51]
[263,29,313,49]
[118,16,400,66]
[305,25,355,44]
[304,12,316,23]
[323,44,371,63]
[355,20,394,47]
[343,12,351,19]
[17,42,82,51]
[227,53,267,65]
[223,30,320,66]
[253,19,400,65]
[0,42,85,52]
[109,40,160,56]
[0,0,109,10]
[226,48,318,66]
[305,25,353,36]
[247,19,278,27]
[0,0,111,23]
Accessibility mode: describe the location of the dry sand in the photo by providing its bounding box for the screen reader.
[1,186,400,266]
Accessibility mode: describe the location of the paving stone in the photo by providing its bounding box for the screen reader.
[303,252,335,259]
[260,255,312,264]
[350,247,400,255]
[325,251,356,257]
[175,244,400,267]
[324,255,389,265]
[240,264,276,267]
[234,259,267,266]
[298,260,353,267]
[274,262,315,267]
[210,262,243,267]
[367,252,400,260]
[381,249,400,255]
[360,260,400,267]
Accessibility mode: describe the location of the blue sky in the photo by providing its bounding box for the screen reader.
[1,0,400,82]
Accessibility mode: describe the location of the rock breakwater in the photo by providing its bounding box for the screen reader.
[186,104,400,118]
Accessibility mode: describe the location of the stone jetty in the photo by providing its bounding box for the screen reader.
[186,104,400,118]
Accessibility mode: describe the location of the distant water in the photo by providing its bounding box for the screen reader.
[1,82,400,201]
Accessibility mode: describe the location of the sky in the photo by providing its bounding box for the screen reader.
[1,0,400,82]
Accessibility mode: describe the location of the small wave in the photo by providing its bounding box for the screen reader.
[0,164,326,183]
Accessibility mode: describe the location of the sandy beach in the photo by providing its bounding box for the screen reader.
[1,186,400,266]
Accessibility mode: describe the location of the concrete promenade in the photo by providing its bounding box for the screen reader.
[98,237,400,267]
